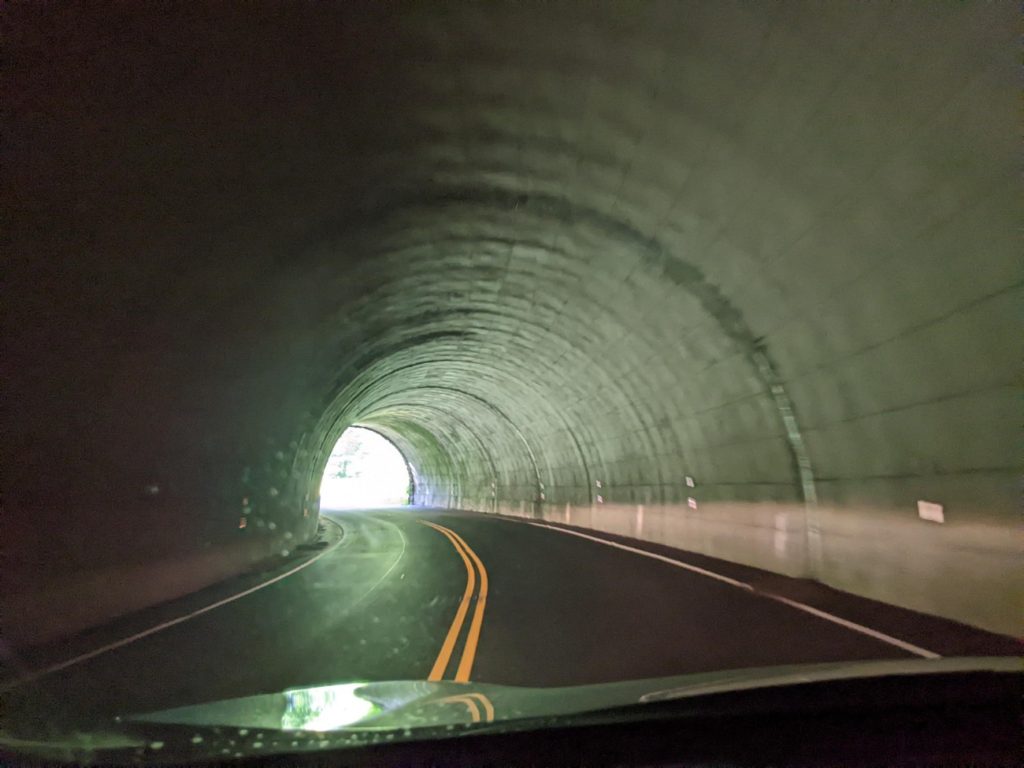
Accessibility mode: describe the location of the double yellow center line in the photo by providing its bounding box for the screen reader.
[418,520,489,683]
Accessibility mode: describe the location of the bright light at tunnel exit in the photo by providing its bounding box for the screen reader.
[319,427,411,509]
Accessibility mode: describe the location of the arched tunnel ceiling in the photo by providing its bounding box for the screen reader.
[5,2,1018,628]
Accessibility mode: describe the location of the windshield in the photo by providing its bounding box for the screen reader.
[3,2,1020,763]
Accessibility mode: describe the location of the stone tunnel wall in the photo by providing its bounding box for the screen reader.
[5,2,1019,646]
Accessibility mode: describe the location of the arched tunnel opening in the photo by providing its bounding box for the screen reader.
[3,3,1020,752]
[318,427,413,510]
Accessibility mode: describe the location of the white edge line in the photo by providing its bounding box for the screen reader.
[2,517,345,692]
[529,522,752,590]
[527,520,941,660]
[762,594,940,659]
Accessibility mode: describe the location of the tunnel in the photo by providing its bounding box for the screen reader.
[4,0,1019,656]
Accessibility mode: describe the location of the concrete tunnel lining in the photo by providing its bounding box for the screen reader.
[3,1,1019,646]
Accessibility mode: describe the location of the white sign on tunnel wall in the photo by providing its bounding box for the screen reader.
[917,500,945,524]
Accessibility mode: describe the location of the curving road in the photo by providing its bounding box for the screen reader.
[3,509,1018,734]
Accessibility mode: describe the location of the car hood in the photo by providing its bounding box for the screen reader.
[128,656,1020,733]
[3,657,1018,763]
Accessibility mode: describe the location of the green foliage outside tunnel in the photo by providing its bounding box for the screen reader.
[320,428,412,509]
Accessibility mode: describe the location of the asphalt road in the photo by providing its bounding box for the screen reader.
[3,508,1018,734]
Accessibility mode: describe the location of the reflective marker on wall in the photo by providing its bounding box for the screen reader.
[917,500,945,524]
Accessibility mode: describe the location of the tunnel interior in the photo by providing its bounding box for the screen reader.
[4,2,1019,646]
